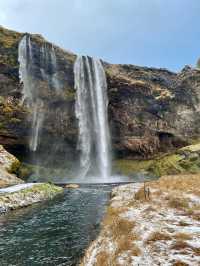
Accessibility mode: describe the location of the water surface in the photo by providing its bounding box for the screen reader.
[0,186,111,266]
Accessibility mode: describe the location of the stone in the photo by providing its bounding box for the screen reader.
[0,145,20,173]
[0,167,23,188]
[65,184,79,189]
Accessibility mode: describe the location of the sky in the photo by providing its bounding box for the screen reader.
[0,0,199,71]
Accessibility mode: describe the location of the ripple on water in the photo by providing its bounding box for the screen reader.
[0,186,111,266]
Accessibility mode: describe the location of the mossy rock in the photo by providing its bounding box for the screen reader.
[7,159,21,174]
[17,163,35,180]
[19,183,63,196]
[0,183,63,212]
[114,159,153,176]
[114,143,200,177]
[0,26,22,67]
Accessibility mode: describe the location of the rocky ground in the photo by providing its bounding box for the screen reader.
[0,144,23,187]
[0,145,63,214]
[81,175,200,266]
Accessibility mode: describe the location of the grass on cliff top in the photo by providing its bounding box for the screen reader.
[0,26,22,67]
[0,26,21,48]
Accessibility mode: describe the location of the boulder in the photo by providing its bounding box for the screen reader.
[0,145,23,188]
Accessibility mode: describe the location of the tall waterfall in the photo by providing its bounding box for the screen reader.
[18,35,61,152]
[74,56,111,179]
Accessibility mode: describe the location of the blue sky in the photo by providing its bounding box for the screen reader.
[0,0,199,71]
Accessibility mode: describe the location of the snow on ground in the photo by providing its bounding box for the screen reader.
[0,183,43,194]
[81,175,200,266]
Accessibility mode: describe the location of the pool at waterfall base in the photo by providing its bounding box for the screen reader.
[0,186,111,266]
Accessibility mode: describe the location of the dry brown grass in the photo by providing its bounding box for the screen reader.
[193,247,200,256]
[192,213,200,221]
[101,205,139,265]
[111,217,135,238]
[174,233,192,241]
[171,240,200,256]
[146,231,172,244]
[95,251,110,266]
[171,240,191,250]
[168,197,190,210]
[178,220,191,226]
[172,261,189,266]
[115,235,140,255]
[113,237,141,266]
[150,174,200,197]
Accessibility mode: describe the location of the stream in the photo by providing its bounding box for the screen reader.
[0,186,111,266]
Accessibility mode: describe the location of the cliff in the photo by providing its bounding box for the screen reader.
[1,26,200,163]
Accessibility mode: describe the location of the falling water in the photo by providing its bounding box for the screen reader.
[18,35,34,104]
[18,35,61,152]
[29,100,44,151]
[74,56,111,179]
[40,43,61,93]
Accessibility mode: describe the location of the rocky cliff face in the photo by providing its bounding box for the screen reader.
[106,64,200,158]
[1,26,200,162]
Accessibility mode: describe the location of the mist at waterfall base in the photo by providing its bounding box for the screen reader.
[18,35,133,184]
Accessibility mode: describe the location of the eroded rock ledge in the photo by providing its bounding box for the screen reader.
[81,175,200,266]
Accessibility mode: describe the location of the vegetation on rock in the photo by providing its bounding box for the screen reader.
[115,142,200,177]
[0,183,63,213]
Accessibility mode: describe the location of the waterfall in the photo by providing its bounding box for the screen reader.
[18,35,34,104]
[29,99,44,151]
[74,56,111,179]
[18,35,61,152]
[18,35,41,151]
[40,43,62,94]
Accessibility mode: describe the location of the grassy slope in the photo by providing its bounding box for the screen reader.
[81,175,200,265]
[114,143,200,177]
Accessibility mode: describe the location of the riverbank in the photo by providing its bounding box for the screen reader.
[0,183,63,214]
[81,174,200,266]
[0,185,110,265]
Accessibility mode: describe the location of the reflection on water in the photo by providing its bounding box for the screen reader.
[0,186,111,266]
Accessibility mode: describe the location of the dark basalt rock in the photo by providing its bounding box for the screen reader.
[1,26,200,161]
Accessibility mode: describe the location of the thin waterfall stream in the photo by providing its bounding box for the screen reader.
[18,35,62,153]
